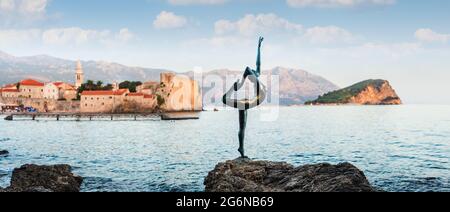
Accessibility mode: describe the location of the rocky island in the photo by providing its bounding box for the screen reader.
[306,79,402,105]
[205,158,378,192]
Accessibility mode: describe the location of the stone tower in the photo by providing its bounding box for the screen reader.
[75,60,84,89]
[112,82,119,91]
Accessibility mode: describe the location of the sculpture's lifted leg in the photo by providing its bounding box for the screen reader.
[238,110,248,158]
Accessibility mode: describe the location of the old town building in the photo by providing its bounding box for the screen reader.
[80,89,129,113]
[1,88,20,98]
[18,79,45,99]
[125,93,157,111]
[43,82,77,101]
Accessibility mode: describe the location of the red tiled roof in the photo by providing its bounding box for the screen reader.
[81,90,115,96]
[144,94,155,99]
[52,82,76,90]
[115,89,129,95]
[2,88,19,92]
[53,82,64,87]
[82,89,129,96]
[20,79,44,87]
[127,93,144,97]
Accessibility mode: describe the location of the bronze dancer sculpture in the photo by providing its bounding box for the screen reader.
[222,37,267,158]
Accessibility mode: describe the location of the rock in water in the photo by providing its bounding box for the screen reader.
[204,158,377,192]
[7,164,83,192]
[0,150,8,156]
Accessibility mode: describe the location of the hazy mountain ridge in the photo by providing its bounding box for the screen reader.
[186,67,339,105]
[0,51,170,84]
[0,51,339,105]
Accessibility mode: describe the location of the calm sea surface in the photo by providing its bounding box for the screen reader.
[0,105,449,192]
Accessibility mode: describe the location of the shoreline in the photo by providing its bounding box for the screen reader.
[2,111,202,121]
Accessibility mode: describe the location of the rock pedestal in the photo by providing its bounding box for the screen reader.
[204,158,377,192]
[0,164,83,192]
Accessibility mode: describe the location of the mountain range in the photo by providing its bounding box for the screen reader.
[0,51,339,105]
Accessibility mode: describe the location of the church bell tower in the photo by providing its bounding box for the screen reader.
[75,60,84,90]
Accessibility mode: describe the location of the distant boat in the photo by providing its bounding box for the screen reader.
[161,112,200,121]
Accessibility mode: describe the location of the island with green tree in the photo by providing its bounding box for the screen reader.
[305,79,402,105]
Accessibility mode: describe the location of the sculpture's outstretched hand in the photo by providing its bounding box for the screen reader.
[258,37,264,48]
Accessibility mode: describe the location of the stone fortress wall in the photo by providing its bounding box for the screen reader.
[0,97,80,113]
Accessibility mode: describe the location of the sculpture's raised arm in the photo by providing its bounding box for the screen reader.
[256,36,264,77]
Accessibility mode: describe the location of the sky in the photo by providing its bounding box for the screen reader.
[1,0,450,104]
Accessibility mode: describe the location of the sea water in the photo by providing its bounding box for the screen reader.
[0,105,449,192]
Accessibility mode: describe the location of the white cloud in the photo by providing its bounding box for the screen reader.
[0,27,134,47]
[212,13,357,47]
[19,0,48,15]
[117,28,134,42]
[42,27,111,45]
[0,0,15,11]
[303,26,355,44]
[0,29,42,46]
[153,11,187,29]
[287,0,396,8]
[167,0,227,5]
[214,13,303,37]
[185,36,253,48]
[0,0,50,25]
[415,28,450,43]
[0,0,49,15]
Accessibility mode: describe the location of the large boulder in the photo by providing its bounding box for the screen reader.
[204,158,377,192]
[3,164,83,192]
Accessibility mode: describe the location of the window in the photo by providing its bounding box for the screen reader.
[85,104,87,107]
[102,103,105,106]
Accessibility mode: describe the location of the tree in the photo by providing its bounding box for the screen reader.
[96,81,103,88]
[119,81,142,93]
[76,80,115,100]
[157,94,165,107]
